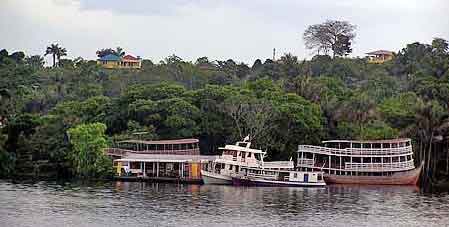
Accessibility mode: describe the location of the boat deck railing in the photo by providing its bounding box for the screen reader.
[105,148,200,156]
[344,160,415,172]
[263,161,294,169]
[298,145,412,156]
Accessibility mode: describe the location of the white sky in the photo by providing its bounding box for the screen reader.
[1,0,448,65]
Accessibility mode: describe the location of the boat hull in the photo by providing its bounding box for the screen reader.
[324,164,423,185]
[232,177,326,187]
[201,170,232,185]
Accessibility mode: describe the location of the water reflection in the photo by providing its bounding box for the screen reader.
[0,180,448,227]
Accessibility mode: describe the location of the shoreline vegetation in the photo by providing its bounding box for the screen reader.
[1,21,448,190]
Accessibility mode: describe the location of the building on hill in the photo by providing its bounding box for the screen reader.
[366,50,395,64]
[97,54,142,69]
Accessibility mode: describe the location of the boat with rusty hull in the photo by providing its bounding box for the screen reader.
[297,138,423,185]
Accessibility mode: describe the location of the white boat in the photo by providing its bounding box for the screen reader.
[232,168,326,187]
[201,136,294,185]
[201,170,233,185]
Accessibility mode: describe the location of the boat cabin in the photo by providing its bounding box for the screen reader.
[105,139,216,183]
[297,138,416,176]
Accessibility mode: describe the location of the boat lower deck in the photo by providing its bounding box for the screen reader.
[114,176,203,184]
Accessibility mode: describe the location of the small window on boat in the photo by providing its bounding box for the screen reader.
[221,163,225,169]
[407,155,412,161]
[318,174,323,180]
[294,173,298,178]
[229,165,233,170]
[247,152,252,158]
[400,156,406,162]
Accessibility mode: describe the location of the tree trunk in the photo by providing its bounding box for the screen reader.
[52,53,56,67]
[446,139,449,175]
[426,132,434,182]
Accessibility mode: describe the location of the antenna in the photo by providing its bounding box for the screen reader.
[273,48,276,61]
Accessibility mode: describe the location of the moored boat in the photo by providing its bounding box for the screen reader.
[297,138,423,185]
[232,169,326,187]
[201,137,294,185]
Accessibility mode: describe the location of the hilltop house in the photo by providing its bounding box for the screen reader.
[97,54,142,69]
[366,50,395,64]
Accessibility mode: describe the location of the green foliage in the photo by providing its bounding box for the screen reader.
[0,37,448,180]
[67,123,112,179]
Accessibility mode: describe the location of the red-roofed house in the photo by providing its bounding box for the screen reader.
[366,50,395,64]
[97,54,142,69]
[120,55,142,68]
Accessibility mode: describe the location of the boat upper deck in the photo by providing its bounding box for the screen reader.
[106,138,200,156]
[298,138,413,157]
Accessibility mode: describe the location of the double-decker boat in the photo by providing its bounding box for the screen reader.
[201,137,295,185]
[201,137,326,187]
[297,138,423,185]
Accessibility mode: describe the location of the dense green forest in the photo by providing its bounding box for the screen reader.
[1,38,449,184]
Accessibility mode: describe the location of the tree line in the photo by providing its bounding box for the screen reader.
[0,21,448,186]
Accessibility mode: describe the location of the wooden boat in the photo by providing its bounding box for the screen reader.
[232,169,326,187]
[201,137,294,185]
[297,138,423,185]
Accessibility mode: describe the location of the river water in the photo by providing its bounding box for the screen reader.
[0,180,448,227]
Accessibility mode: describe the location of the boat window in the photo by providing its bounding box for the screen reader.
[247,152,252,158]
[221,163,225,169]
[363,143,370,148]
[255,154,261,161]
[407,155,412,161]
[294,173,298,178]
[400,156,406,162]
[352,143,361,148]
[318,174,322,180]
[392,157,399,162]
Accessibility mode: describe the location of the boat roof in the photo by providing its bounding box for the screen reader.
[322,138,411,144]
[219,144,265,154]
[118,139,199,145]
[114,153,217,162]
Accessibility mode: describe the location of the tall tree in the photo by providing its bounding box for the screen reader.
[96,47,126,58]
[303,20,356,57]
[67,122,112,178]
[45,43,67,67]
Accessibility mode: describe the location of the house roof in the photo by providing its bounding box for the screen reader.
[122,55,139,60]
[99,54,121,61]
[365,50,394,56]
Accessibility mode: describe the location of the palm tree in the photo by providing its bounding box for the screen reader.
[45,43,67,67]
